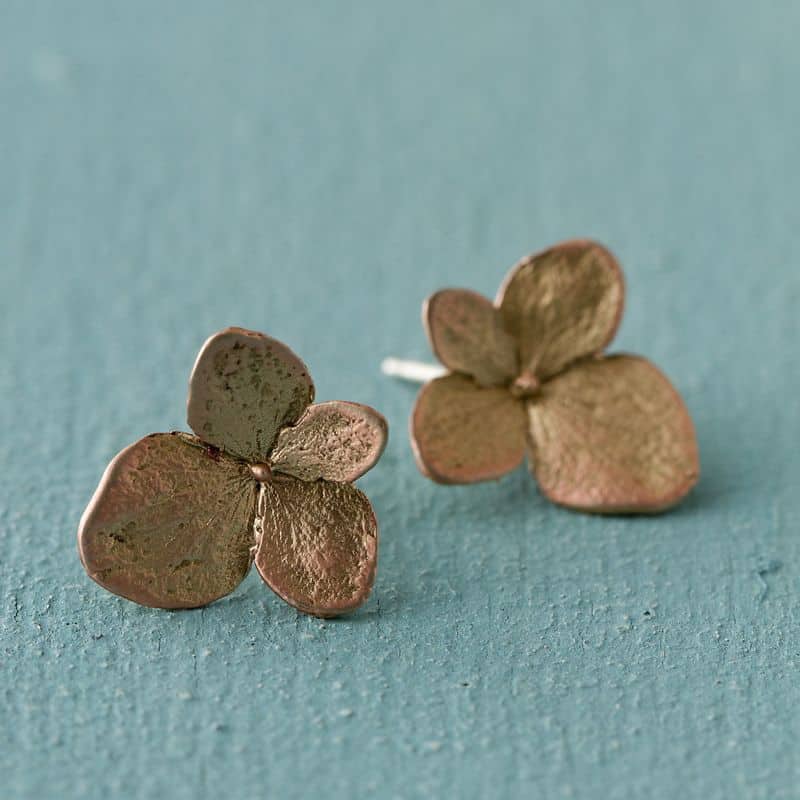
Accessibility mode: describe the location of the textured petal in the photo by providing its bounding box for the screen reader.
[527,355,699,513]
[78,433,257,608]
[271,401,388,482]
[497,240,625,381]
[253,478,378,617]
[187,327,315,462]
[410,373,527,484]
[424,289,518,386]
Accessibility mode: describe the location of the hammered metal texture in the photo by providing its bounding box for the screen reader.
[253,478,378,617]
[271,401,388,482]
[411,373,528,484]
[496,240,624,382]
[78,433,257,608]
[424,289,519,387]
[527,355,700,513]
[187,327,315,462]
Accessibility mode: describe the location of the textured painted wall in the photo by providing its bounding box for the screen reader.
[1,2,799,798]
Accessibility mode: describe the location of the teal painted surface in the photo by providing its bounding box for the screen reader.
[1,2,799,797]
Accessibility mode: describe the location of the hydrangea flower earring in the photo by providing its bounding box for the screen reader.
[79,327,387,617]
[384,240,699,514]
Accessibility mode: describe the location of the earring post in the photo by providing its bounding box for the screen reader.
[380,357,446,384]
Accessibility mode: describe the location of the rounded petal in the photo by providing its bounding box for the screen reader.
[424,289,518,386]
[410,373,527,484]
[253,478,378,617]
[271,401,388,483]
[497,240,625,381]
[78,433,257,609]
[527,355,699,513]
[187,327,315,462]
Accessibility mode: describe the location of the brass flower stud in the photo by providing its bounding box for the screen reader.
[78,327,387,617]
[405,239,699,513]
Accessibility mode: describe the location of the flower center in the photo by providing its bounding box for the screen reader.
[250,462,273,483]
[509,370,541,399]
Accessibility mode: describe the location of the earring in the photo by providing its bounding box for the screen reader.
[383,239,699,514]
[78,327,387,617]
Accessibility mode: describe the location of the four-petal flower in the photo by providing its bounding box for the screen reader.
[79,327,387,617]
[410,240,699,513]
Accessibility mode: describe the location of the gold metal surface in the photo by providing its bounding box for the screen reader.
[253,478,378,618]
[424,288,519,387]
[187,327,315,463]
[528,355,699,513]
[496,240,624,382]
[78,433,257,608]
[411,240,699,512]
[271,401,388,482]
[411,373,528,484]
[78,327,387,614]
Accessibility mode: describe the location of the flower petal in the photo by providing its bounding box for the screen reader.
[253,478,378,617]
[78,433,257,608]
[424,289,518,386]
[497,240,624,381]
[271,401,388,482]
[411,373,527,484]
[527,355,699,513]
[187,327,315,462]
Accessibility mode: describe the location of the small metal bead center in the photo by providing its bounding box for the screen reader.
[250,462,273,483]
[510,371,541,399]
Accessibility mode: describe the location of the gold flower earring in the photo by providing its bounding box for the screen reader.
[79,327,387,617]
[383,239,699,514]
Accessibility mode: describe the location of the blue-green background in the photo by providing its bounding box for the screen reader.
[2,2,798,798]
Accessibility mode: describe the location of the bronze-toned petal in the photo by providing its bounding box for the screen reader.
[497,240,625,381]
[187,327,315,462]
[411,373,527,484]
[253,478,378,617]
[78,433,257,609]
[271,401,388,483]
[527,355,699,513]
[424,289,518,386]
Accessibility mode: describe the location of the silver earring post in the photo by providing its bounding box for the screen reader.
[380,357,445,384]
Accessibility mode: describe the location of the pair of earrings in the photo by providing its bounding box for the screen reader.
[78,240,700,618]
